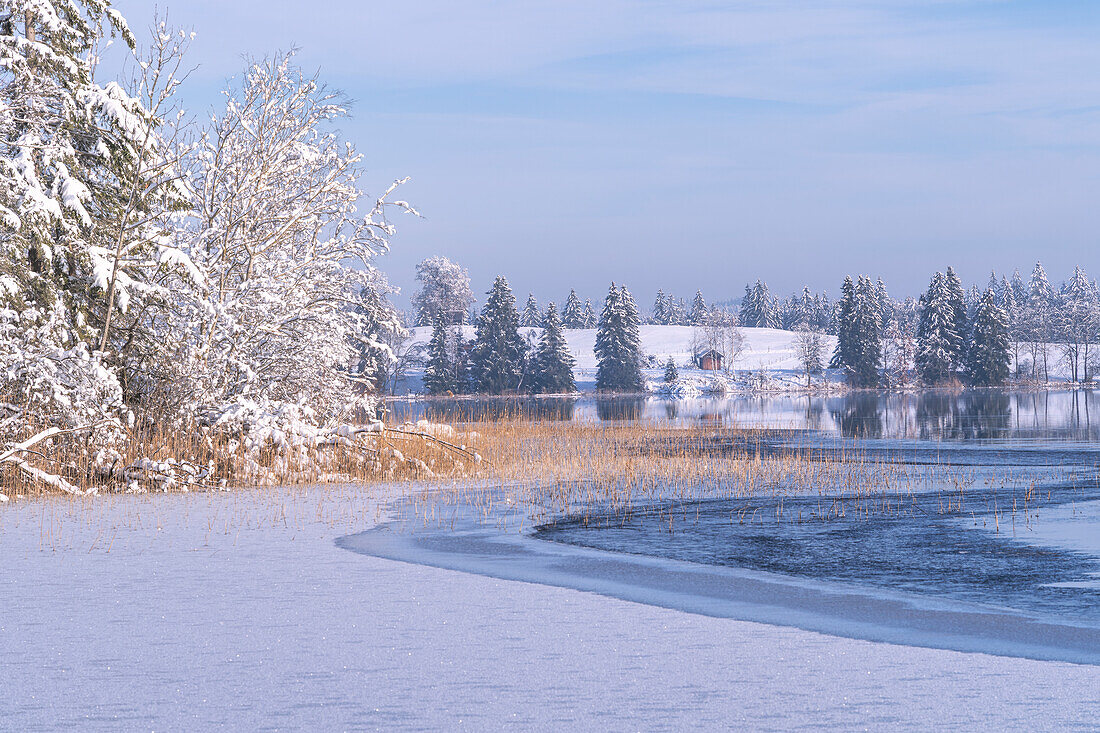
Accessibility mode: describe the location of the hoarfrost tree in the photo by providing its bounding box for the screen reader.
[350,284,407,395]
[532,303,575,394]
[944,266,969,367]
[0,2,191,432]
[883,320,916,387]
[412,255,473,326]
[651,288,669,325]
[831,276,881,387]
[581,299,597,329]
[595,283,643,392]
[422,318,456,395]
[689,290,708,326]
[469,276,526,393]
[562,289,583,328]
[1023,262,1054,380]
[663,356,678,384]
[1057,266,1097,383]
[966,288,1011,387]
[916,272,959,385]
[185,52,417,415]
[521,293,541,327]
[795,328,826,387]
[692,307,743,375]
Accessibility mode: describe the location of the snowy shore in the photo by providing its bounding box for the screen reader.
[3,486,1098,730]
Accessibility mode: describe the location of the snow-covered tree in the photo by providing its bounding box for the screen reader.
[966,288,1011,387]
[581,299,597,329]
[521,292,541,327]
[916,272,959,385]
[831,276,881,386]
[1023,261,1055,380]
[562,289,583,328]
[595,283,643,392]
[689,290,708,326]
[651,289,669,325]
[944,267,969,366]
[183,52,417,415]
[663,356,678,384]
[532,303,575,394]
[795,328,825,386]
[469,276,525,393]
[423,318,456,395]
[693,307,743,374]
[412,255,474,326]
[350,285,407,394]
[1057,266,1097,382]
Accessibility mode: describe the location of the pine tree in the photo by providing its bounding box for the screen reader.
[562,289,583,328]
[850,276,883,387]
[532,303,576,393]
[521,293,541,327]
[581,299,597,329]
[469,276,526,393]
[595,283,644,392]
[944,266,969,367]
[916,272,959,384]
[652,289,669,325]
[670,297,687,326]
[830,276,857,370]
[1025,261,1054,379]
[423,319,456,395]
[690,290,708,326]
[966,289,1011,386]
[664,357,679,383]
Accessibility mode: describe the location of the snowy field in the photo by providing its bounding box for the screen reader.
[403,325,841,393]
[3,486,1099,730]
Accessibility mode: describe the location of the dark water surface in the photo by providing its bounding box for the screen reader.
[394,389,1100,624]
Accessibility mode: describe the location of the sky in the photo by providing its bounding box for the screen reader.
[114,0,1100,309]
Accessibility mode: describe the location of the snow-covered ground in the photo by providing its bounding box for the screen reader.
[402,325,841,394]
[3,487,1098,730]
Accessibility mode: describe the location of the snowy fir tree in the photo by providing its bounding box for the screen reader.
[595,283,644,392]
[423,319,457,395]
[652,289,670,325]
[351,286,407,393]
[581,299,597,329]
[916,272,960,384]
[664,357,679,383]
[532,303,576,394]
[831,276,881,386]
[469,276,526,393]
[944,266,969,365]
[690,290,709,326]
[521,293,542,327]
[966,289,1011,386]
[413,256,475,326]
[1057,266,1097,382]
[740,281,780,328]
[562,289,584,328]
[1024,261,1055,379]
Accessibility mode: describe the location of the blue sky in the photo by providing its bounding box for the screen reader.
[115,0,1100,308]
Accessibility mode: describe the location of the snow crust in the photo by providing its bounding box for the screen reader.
[2,488,1098,730]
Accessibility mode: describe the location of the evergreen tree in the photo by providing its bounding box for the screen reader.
[1025,261,1055,379]
[469,276,526,393]
[690,290,709,326]
[652,289,669,325]
[916,272,959,384]
[581,299,597,328]
[664,357,678,383]
[532,303,576,394]
[830,277,857,370]
[670,297,688,326]
[521,293,541,327]
[562,289,583,328]
[595,283,644,392]
[944,266,969,366]
[850,276,883,387]
[423,319,456,395]
[966,289,1011,386]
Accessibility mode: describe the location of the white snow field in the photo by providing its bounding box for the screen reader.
[404,325,840,393]
[3,487,1099,731]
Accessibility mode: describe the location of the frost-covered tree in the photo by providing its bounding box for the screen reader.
[944,267,969,366]
[469,276,525,393]
[916,272,959,385]
[350,285,407,394]
[595,283,643,392]
[521,293,541,327]
[1057,266,1097,382]
[740,281,780,329]
[663,356,678,384]
[831,276,881,386]
[689,290,708,326]
[795,328,825,386]
[184,53,417,415]
[966,289,1011,386]
[412,255,474,327]
[422,318,456,395]
[532,303,575,394]
[651,289,669,325]
[562,289,583,328]
[1023,261,1055,380]
[581,299,597,329]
